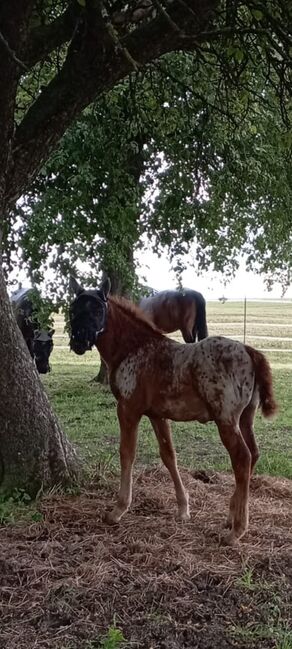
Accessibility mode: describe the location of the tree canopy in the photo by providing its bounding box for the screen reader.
[1,1,291,211]
[8,46,292,295]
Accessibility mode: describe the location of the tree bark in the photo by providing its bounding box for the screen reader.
[0,268,80,494]
[0,2,81,493]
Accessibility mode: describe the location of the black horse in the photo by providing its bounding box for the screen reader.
[11,287,54,374]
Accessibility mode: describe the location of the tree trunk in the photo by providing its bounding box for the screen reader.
[95,143,143,385]
[0,267,80,495]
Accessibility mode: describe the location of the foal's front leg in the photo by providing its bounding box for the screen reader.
[104,401,140,525]
[150,417,190,521]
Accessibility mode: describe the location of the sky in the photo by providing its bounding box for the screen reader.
[137,245,292,300]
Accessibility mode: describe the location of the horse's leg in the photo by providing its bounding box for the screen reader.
[150,417,190,520]
[181,304,197,343]
[224,405,258,531]
[217,421,251,545]
[181,328,194,343]
[105,402,140,525]
[239,403,259,475]
[226,402,259,528]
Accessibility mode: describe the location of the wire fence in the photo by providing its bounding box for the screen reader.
[52,298,292,355]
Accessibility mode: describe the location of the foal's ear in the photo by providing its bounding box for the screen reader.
[100,277,111,300]
[69,276,84,296]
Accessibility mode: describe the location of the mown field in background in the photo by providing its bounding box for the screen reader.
[43,299,292,479]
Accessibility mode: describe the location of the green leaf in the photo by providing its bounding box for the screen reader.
[234,48,244,63]
[251,9,263,21]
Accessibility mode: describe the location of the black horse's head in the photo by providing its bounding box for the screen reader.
[69,276,111,355]
[11,287,55,373]
[33,329,54,374]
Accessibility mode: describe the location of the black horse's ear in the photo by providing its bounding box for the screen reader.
[48,329,55,337]
[100,277,111,300]
[69,276,84,296]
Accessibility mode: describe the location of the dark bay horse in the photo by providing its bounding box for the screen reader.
[69,277,277,545]
[11,288,54,374]
[139,289,208,342]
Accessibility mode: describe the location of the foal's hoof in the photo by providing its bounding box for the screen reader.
[103,510,120,526]
[219,527,248,546]
[177,510,191,523]
[176,493,190,523]
[219,530,239,547]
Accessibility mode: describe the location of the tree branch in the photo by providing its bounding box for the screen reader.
[6,0,219,207]
[0,0,35,211]
[0,29,28,71]
[24,1,82,68]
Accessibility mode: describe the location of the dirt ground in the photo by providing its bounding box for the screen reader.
[1,468,292,649]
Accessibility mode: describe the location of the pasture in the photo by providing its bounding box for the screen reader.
[48,299,292,479]
[1,300,292,649]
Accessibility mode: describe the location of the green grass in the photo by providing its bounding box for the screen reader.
[61,626,126,649]
[0,489,44,524]
[231,565,292,649]
[43,301,292,480]
[84,626,126,649]
[207,299,292,323]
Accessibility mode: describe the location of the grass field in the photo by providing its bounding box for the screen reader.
[44,299,292,480]
[1,299,292,649]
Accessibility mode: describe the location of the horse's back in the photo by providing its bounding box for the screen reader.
[139,291,180,332]
[139,289,205,335]
[11,287,33,326]
[11,287,31,303]
[11,287,32,309]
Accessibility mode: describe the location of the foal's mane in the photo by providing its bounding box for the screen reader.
[109,295,163,336]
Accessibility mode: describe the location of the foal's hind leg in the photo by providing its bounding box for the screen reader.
[224,406,258,531]
[150,417,190,520]
[217,421,251,545]
[240,403,259,475]
[105,402,140,525]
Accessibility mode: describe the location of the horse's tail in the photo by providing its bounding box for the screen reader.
[245,345,278,418]
[193,293,208,341]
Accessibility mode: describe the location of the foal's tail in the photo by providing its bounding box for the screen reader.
[245,345,278,418]
[193,292,208,341]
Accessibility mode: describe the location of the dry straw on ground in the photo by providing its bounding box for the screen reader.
[0,468,292,649]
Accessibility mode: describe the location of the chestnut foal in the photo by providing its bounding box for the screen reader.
[69,277,277,545]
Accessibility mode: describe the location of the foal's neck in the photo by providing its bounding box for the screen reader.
[96,298,161,370]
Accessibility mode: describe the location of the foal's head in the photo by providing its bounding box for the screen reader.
[69,277,111,355]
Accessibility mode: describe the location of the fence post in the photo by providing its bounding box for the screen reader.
[243,296,247,343]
